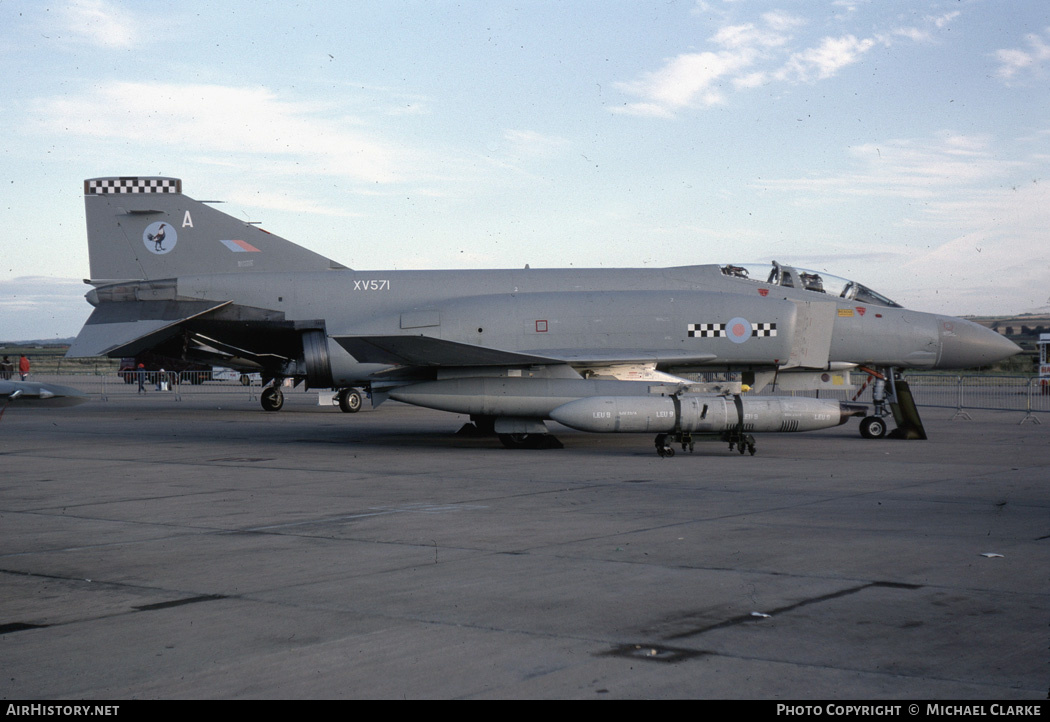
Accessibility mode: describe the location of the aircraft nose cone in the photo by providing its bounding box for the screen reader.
[936,318,1021,369]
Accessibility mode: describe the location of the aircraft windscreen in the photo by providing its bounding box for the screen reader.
[720,262,901,308]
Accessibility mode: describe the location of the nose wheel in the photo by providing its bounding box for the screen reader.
[859,415,888,439]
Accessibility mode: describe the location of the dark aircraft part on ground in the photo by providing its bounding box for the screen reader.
[456,415,497,436]
[498,433,564,450]
[887,378,928,440]
[261,386,284,412]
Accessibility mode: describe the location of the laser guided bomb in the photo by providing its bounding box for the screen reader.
[550,393,862,433]
[388,375,865,454]
[549,392,867,456]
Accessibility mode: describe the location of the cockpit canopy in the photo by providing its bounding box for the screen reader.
[720,261,902,308]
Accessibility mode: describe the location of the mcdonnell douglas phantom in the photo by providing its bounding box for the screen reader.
[67,177,1020,454]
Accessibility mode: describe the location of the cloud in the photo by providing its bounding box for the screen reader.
[501,129,571,158]
[994,28,1050,81]
[59,0,140,48]
[775,35,876,82]
[613,48,758,114]
[612,16,877,116]
[613,31,879,115]
[752,132,1050,313]
[930,11,961,30]
[611,12,806,116]
[223,190,365,219]
[760,133,1023,201]
[612,7,964,117]
[31,82,412,184]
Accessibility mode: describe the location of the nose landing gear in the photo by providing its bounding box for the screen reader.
[856,368,927,440]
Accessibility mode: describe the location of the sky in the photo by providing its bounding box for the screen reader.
[1,0,1049,341]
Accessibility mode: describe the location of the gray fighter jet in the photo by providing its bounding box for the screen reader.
[67,177,1019,454]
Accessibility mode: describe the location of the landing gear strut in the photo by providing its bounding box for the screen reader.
[857,367,927,440]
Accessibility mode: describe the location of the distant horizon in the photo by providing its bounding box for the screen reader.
[1,337,79,348]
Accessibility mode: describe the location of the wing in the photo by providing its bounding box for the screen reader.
[332,335,561,367]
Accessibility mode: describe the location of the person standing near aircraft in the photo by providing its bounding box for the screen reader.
[18,355,29,381]
[0,356,12,380]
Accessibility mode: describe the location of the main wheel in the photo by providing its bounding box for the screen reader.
[860,415,887,439]
[338,388,363,413]
[261,386,284,412]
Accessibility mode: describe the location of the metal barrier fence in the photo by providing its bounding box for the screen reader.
[905,374,1046,423]
[28,371,266,402]
[20,372,1050,424]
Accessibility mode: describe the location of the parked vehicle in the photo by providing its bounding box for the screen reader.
[211,367,262,385]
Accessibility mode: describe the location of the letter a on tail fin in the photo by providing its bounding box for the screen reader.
[83,177,347,283]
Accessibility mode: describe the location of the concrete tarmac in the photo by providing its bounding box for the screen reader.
[1,391,1047,699]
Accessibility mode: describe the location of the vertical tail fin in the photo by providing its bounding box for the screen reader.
[84,176,346,283]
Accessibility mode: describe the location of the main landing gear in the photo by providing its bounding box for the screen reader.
[260,384,284,411]
[337,387,363,413]
[261,384,365,413]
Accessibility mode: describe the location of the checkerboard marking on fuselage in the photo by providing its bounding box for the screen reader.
[687,322,777,338]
